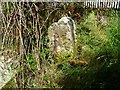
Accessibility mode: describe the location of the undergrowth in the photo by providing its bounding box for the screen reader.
[60,10,120,89]
[1,2,119,89]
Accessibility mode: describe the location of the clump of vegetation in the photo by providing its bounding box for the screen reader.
[60,9,120,89]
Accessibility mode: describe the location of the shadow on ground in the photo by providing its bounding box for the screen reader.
[61,59,120,90]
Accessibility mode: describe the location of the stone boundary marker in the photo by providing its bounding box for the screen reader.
[0,50,20,89]
[48,17,77,54]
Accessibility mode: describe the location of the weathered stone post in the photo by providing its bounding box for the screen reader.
[48,17,77,54]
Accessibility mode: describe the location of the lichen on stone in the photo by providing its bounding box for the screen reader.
[48,17,77,54]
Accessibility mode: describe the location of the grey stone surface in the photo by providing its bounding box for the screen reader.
[0,51,19,89]
[48,17,77,54]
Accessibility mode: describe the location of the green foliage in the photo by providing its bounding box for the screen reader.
[25,54,37,71]
[61,9,120,89]
[3,2,14,13]
[54,52,73,64]
[62,59,120,89]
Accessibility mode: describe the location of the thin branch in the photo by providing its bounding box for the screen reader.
[39,8,59,31]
